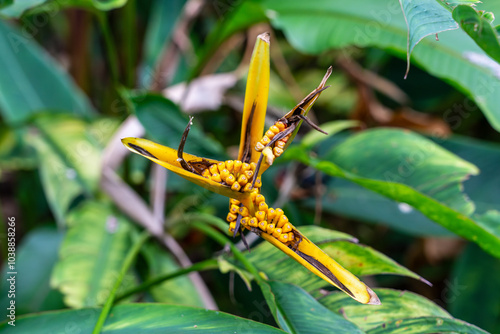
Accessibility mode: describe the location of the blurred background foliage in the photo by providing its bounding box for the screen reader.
[0,0,499,333]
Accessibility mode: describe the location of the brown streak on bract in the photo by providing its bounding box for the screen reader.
[294,249,355,298]
[128,143,159,160]
[241,102,256,163]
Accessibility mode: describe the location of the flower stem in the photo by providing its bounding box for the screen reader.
[191,221,263,284]
[92,231,150,334]
[114,258,218,303]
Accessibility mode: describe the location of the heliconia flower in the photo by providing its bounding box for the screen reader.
[122,32,380,305]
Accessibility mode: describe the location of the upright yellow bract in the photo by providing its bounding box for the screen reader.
[122,33,380,305]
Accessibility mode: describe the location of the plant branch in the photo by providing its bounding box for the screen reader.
[92,231,150,334]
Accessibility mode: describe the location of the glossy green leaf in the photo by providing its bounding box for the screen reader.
[399,0,458,76]
[29,115,117,224]
[0,227,64,315]
[246,226,425,292]
[130,93,224,157]
[139,0,186,88]
[286,131,500,258]
[0,0,13,10]
[449,243,500,333]
[212,0,500,132]
[325,129,477,215]
[320,288,450,331]
[268,281,364,334]
[453,5,500,63]
[0,20,94,124]
[51,201,135,308]
[312,178,451,236]
[0,303,286,333]
[438,136,500,215]
[365,316,488,334]
[91,0,127,11]
[140,241,205,307]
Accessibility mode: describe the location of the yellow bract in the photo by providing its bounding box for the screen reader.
[121,33,380,305]
[238,32,270,164]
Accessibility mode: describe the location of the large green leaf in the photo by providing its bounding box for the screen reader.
[324,129,477,215]
[0,227,64,315]
[207,0,500,132]
[0,303,286,333]
[398,0,458,75]
[51,201,135,308]
[246,226,426,292]
[452,4,500,64]
[449,243,500,333]
[130,93,224,157]
[438,135,500,215]
[140,241,205,307]
[0,20,94,124]
[29,114,117,224]
[139,0,186,88]
[365,317,488,334]
[0,0,127,17]
[286,129,500,257]
[268,281,364,333]
[320,288,451,331]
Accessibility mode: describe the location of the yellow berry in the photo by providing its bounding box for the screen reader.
[230,204,239,214]
[273,147,284,157]
[238,206,249,217]
[202,169,211,178]
[282,223,292,233]
[254,178,262,188]
[244,170,254,179]
[211,173,221,183]
[242,183,253,192]
[266,223,275,234]
[256,211,266,221]
[249,217,258,227]
[255,142,265,152]
[225,160,234,172]
[261,136,271,146]
[226,174,236,186]
[229,198,240,206]
[259,220,267,231]
[233,160,242,173]
[241,217,249,226]
[220,169,230,181]
[231,182,241,191]
[258,202,268,212]
[278,233,289,243]
[272,208,284,225]
[218,162,226,173]
[255,194,265,204]
[227,213,237,222]
[288,232,294,242]
[276,121,285,131]
[272,228,282,238]
[267,208,276,221]
[270,125,280,134]
[237,174,248,185]
[209,164,218,175]
[277,215,289,228]
[265,129,275,139]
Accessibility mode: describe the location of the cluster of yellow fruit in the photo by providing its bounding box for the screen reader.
[254,120,290,159]
[200,160,262,192]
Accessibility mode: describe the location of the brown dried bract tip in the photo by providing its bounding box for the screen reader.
[258,32,270,44]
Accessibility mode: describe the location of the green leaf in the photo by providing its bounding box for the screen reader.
[130,93,224,157]
[28,115,116,224]
[0,0,127,16]
[139,0,186,88]
[0,20,95,124]
[51,201,135,308]
[398,0,458,76]
[324,129,478,215]
[268,281,364,334]
[90,0,127,11]
[321,288,451,331]
[0,0,45,17]
[0,227,65,315]
[214,0,500,132]
[365,316,489,334]
[140,241,205,307]
[285,131,500,258]
[246,226,426,292]
[453,5,500,63]
[0,0,13,10]
[449,243,500,333]
[438,135,500,215]
[0,303,286,333]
